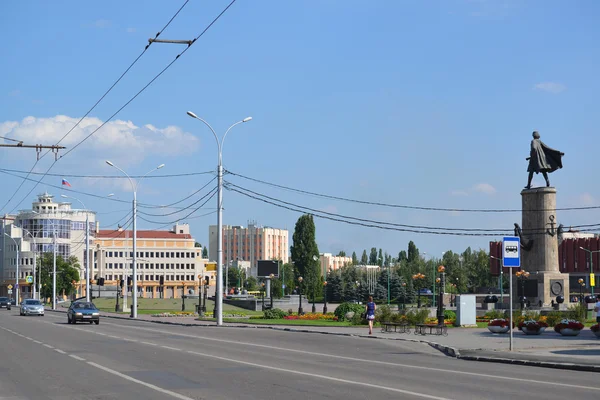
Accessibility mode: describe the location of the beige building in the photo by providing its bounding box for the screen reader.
[318,253,353,277]
[1,192,96,299]
[209,222,289,277]
[94,223,215,298]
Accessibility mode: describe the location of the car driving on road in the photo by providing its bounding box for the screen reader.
[67,301,100,325]
[0,297,10,309]
[20,299,44,316]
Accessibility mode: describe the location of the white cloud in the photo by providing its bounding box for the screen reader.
[534,82,566,94]
[0,115,199,166]
[578,193,595,206]
[126,27,136,33]
[472,183,497,195]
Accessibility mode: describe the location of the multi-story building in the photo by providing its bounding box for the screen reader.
[318,253,353,277]
[0,192,96,299]
[94,223,214,298]
[208,222,289,277]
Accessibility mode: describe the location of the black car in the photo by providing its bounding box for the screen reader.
[0,297,10,309]
[67,301,100,325]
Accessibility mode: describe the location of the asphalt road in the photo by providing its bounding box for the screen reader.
[0,310,597,400]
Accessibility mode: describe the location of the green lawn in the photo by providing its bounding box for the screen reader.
[221,318,354,327]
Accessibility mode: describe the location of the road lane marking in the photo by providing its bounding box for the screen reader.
[33,340,42,344]
[100,321,600,392]
[141,341,157,346]
[69,355,86,361]
[161,346,181,351]
[86,361,195,400]
[54,349,67,354]
[43,344,54,349]
[185,349,450,399]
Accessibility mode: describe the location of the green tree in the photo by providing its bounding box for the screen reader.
[281,262,294,295]
[398,250,408,263]
[194,242,201,248]
[245,276,258,291]
[39,253,80,300]
[337,250,346,257]
[377,248,384,267]
[202,246,208,258]
[227,265,240,290]
[351,251,358,265]
[326,270,343,302]
[369,247,378,265]
[360,250,368,264]
[290,214,320,300]
[407,241,419,263]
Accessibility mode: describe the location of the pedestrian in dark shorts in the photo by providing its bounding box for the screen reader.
[595,294,600,323]
[365,296,376,335]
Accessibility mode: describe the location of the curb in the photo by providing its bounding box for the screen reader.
[456,354,600,373]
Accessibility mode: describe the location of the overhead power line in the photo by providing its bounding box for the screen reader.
[137,181,217,217]
[137,188,218,225]
[0,167,214,179]
[225,170,600,213]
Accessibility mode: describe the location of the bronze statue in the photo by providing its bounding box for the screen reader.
[525,131,564,189]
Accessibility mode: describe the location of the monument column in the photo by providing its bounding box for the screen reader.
[521,187,569,306]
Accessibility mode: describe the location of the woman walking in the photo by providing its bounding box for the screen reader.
[365,296,376,335]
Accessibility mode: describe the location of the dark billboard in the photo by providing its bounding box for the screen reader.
[257,260,279,277]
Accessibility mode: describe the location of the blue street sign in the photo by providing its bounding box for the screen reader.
[502,236,520,267]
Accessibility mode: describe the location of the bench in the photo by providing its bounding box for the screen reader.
[380,322,411,334]
[414,323,448,336]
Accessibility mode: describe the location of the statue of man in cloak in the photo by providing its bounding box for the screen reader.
[525,131,564,189]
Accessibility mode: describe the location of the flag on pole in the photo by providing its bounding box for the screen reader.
[61,179,71,187]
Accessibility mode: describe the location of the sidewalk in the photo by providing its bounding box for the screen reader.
[48,307,600,372]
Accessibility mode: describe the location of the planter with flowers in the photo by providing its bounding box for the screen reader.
[487,318,511,334]
[553,319,584,336]
[518,320,545,335]
[591,324,600,338]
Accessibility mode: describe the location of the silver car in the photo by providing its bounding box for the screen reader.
[20,299,44,316]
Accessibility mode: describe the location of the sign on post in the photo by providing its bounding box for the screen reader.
[590,273,595,287]
[7,289,12,294]
[26,276,33,284]
[502,236,520,268]
[503,236,520,352]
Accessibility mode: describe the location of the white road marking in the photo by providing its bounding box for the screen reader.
[86,361,195,400]
[140,341,157,346]
[185,350,450,399]
[102,321,600,392]
[43,344,54,349]
[54,349,67,354]
[161,346,180,351]
[33,340,42,344]
[69,354,86,361]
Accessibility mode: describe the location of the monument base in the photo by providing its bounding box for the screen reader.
[535,271,570,307]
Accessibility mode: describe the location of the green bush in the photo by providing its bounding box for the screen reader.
[566,304,586,321]
[350,311,369,325]
[545,311,563,327]
[263,308,287,319]
[334,302,365,322]
[443,310,456,320]
[484,310,505,320]
[375,305,393,323]
[405,308,429,325]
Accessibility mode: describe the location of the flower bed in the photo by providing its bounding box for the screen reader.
[487,318,511,333]
[284,313,338,321]
[554,319,584,336]
[518,320,545,335]
[151,312,199,318]
[591,324,600,338]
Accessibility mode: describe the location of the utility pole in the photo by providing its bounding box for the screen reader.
[0,142,66,160]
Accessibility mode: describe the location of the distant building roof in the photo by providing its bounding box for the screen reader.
[97,229,192,240]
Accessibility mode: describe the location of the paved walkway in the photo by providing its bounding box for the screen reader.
[49,307,600,372]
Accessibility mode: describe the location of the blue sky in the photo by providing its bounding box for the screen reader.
[1,0,598,260]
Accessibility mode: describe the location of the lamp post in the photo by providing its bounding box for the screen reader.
[187,111,252,326]
[437,265,446,326]
[323,281,328,313]
[61,194,90,302]
[577,278,585,304]
[412,273,425,308]
[269,273,274,309]
[20,227,38,300]
[4,233,19,305]
[515,270,530,309]
[30,210,58,308]
[106,160,165,319]
[297,276,303,315]
[401,281,407,310]
[580,247,599,296]
[181,282,186,311]
[261,282,266,311]
[490,255,504,305]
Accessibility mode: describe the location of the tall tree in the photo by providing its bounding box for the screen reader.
[281,262,295,295]
[360,250,368,264]
[407,241,419,263]
[337,250,346,257]
[351,251,358,265]
[398,250,408,263]
[39,253,80,300]
[369,247,378,265]
[290,214,320,298]
[377,248,384,267]
[202,246,208,258]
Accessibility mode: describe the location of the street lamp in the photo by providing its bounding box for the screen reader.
[61,194,91,302]
[20,227,38,300]
[580,247,599,296]
[437,265,446,326]
[412,273,426,308]
[323,281,328,313]
[400,281,407,310]
[297,276,303,315]
[577,278,585,304]
[515,270,530,309]
[269,273,275,309]
[187,111,252,326]
[490,255,504,305]
[261,282,266,311]
[4,233,19,305]
[30,210,58,309]
[105,160,164,319]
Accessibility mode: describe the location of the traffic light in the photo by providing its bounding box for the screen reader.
[204,276,209,286]
[159,276,164,285]
[98,278,105,286]
[127,276,132,286]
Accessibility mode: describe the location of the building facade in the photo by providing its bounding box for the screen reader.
[1,192,96,299]
[208,222,289,277]
[94,223,214,298]
[318,253,352,277]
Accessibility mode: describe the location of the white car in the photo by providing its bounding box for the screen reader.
[20,299,45,316]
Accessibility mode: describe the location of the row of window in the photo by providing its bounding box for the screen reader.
[106,263,196,270]
[104,274,197,282]
[106,251,198,259]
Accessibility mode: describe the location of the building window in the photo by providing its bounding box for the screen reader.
[161,252,164,258]
[166,252,170,258]
[170,252,174,258]
[145,252,149,258]
[160,263,164,269]
[151,252,154,258]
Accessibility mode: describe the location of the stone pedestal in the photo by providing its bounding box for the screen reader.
[520,187,570,306]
